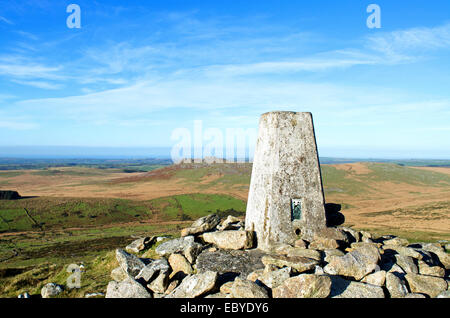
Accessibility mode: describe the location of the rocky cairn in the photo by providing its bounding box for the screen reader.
[103,214,449,298]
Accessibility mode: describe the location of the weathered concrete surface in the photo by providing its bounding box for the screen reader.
[245,111,326,250]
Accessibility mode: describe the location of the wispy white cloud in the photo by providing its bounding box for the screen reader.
[366,22,450,62]
[13,75,440,124]
[0,55,63,80]
[11,79,63,90]
[15,30,39,41]
[0,115,38,130]
[0,15,13,25]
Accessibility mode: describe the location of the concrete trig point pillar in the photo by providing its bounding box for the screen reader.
[245,111,326,250]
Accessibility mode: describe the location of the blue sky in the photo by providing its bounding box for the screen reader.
[0,0,449,158]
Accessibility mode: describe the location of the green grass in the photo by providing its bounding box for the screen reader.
[321,165,373,196]
[0,171,23,178]
[150,193,246,220]
[320,163,450,196]
[0,223,180,268]
[0,251,118,298]
[0,193,246,233]
[0,222,181,297]
[174,164,252,185]
[0,197,154,232]
[366,163,450,186]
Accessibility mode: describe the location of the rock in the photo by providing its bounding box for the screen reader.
[383,246,422,260]
[155,236,196,257]
[361,270,386,286]
[261,254,318,273]
[316,227,350,242]
[41,283,63,298]
[361,236,374,243]
[323,244,381,280]
[166,271,218,298]
[386,272,409,298]
[219,281,234,294]
[350,242,382,250]
[105,278,152,298]
[416,247,450,269]
[181,214,221,237]
[437,290,450,298]
[183,242,203,264]
[147,271,169,294]
[405,273,448,298]
[360,231,372,239]
[419,242,445,254]
[389,264,406,275]
[84,292,104,298]
[164,280,179,295]
[394,255,418,274]
[135,258,170,282]
[258,267,291,289]
[436,252,450,269]
[247,269,265,282]
[217,215,242,231]
[111,266,128,282]
[381,254,405,273]
[125,237,155,253]
[272,243,294,254]
[294,239,308,249]
[314,265,325,275]
[309,236,339,250]
[168,253,194,278]
[404,293,427,298]
[273,274,331,298]
[201,230,255,250]
[323,249,345,262]
[418,260,445,278]
[340,227,360,243]
[205,293,230,298]
[115,249,146,277]
[274,244,322,261]
[383,237,409,247]
[195,249,266,278]
[230,277,268,298]
[286,248,322,261]
[329,276,385,298]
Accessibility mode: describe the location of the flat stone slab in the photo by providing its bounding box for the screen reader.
[195,249,267,278]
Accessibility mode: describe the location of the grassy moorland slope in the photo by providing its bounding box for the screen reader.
[1,162,449,239]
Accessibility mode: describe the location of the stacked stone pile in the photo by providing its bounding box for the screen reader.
[103,214,449,298]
